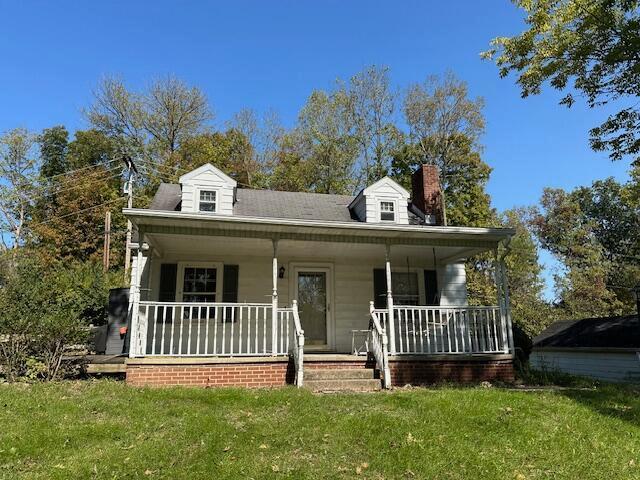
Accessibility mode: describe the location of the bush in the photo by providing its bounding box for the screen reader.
[0,254,112,381]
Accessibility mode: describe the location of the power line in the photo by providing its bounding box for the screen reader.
[30,164,123,194]
[28,197,127,227]
[38,158,120,181]
[25,171,124,202]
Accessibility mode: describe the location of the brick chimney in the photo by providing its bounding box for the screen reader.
[411,164,444,225]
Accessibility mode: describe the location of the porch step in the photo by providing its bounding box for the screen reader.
[304,378,382,393]
[305,368,376,381]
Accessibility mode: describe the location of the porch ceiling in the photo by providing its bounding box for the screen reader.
[144,233,486,263]
[126,208,514,260]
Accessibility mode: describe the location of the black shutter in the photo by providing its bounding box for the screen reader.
[158,264,177,302]
[373,268,387,309]
[223,265,239,303]
[424,269,439,306]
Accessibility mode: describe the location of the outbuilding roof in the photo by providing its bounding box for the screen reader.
[533,315,640,349]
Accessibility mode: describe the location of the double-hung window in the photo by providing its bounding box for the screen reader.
[380,201,395,221]
[199,190,217,212]
[182,267,217,303]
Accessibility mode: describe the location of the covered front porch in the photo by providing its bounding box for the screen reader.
[126,209,515,388]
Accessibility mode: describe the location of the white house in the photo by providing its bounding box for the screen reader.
[124,163,515,390]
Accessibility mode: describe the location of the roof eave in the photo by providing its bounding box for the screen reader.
[123,208,515,242]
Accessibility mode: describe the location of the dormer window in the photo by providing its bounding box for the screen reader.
[380,201,395,221]
[199,190,217,212]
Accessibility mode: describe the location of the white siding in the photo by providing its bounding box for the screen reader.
[179,165,236,214]
[530,350,640,384]
[439,262,468,306]
[360,177,410,224]
[145,247,462,353]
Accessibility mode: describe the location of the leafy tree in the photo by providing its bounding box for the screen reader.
[294,89,360,194]
[402,73,486,224]
[532,181,637,318]
[484,0,640,162]
[0,128,39,255]
[67,129,117,169]
[392,134,494,227]
[29,129,125,265]
[269,131,316,192]
[502,208,555,336]
[39,126,69,178]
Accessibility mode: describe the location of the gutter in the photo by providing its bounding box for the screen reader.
[123,208,516,241]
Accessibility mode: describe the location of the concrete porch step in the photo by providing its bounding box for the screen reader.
[304,378,382,392]
[305,368,376,381]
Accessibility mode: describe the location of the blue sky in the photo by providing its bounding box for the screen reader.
[0,1,633,296]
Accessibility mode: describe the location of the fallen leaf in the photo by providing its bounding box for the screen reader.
[259,444,268,449]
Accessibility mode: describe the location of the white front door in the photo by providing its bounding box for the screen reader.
[293,267,332,349]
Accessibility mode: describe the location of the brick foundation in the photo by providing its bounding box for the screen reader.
[126,359,294,388]
[388,357,514,386]
[125,355,514,388]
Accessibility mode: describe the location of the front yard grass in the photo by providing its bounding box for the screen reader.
[1,380,639,479]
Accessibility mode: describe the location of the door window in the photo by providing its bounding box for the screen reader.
[297,272,327,345]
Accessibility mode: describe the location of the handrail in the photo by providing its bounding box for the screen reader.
[291,300,304,387]
[369,302,391,389]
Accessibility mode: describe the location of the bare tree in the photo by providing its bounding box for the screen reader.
[403,72,486,224]
[0,128,39,255]
[227,108,285,187]
[143,75,212,154]
[85,76,146,150]
[348,65,401,184]
[86,75,212,158]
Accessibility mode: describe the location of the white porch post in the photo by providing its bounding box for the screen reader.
[128,244,147,357]
[385,243,396,355]
[271,238,279,355]
[494,249,508,353]
[499,258,515,353]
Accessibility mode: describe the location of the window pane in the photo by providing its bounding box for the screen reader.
[199,202,216,212]
[380,201,395,221]
[200,191,216,202]
[392,272,419,305]
[183,267,216,299]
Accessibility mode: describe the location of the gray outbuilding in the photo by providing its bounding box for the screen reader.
[530,315,640,383]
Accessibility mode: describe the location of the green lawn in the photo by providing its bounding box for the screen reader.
[1,380,639,479]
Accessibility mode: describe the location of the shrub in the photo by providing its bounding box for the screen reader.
[0,254,111,381]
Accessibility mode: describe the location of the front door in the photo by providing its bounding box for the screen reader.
[295,269,330,348]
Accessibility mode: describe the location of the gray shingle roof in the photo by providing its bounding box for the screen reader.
[533,315,640,349]
[148,182,423,224]
[234,189,356,221]
[148,183,361,222]
[149,183,182,211]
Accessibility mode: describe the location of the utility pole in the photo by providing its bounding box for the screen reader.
[123,154,138,281]
[103,210,111,272]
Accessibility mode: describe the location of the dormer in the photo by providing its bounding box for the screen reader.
[178,163,237,214]
[349,177,410,224]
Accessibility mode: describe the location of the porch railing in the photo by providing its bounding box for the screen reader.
[131,302,297,357]
[369,302,391,389]
[375,305,508,355]
[283,300,304,387]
